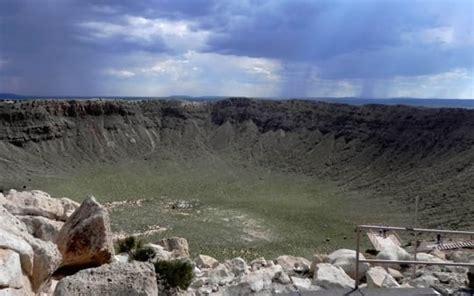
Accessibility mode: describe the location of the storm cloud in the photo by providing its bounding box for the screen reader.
[0,0,473,98]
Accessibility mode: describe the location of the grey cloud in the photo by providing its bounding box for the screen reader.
[0,0,472,97]
[203,0,473,78]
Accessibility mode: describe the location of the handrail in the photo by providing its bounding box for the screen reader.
[360,259,474,267]
[357,224,474,236]
[354,224,474,289]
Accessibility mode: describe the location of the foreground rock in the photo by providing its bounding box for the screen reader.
[366,266,400,288]
[0,205,61,292]
[1,190,79,222]
[376,244,412,270]
[28,237,62,291]
[195,254,219,269]
[224,257,249,276]
[0,226,34,276]
[56,196,114,271]
[157,237,189,258]
[224,264,289,294]
[0,249,23,289]
[249,257,267,271]
[54,261,158,296]
[313,263,355,289]
[187,256,323,295]
[328,249,369,280]
[0,276,34,296]
[0,189,76,247]
[275,255,310,274]
[184,248,474,294]
[205,263,235,286]
[18,215,63,242]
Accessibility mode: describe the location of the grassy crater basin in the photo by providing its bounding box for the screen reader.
[29,159,411,260]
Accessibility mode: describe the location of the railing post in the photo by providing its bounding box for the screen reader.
[355,226,360,289]
[412,233,418,279]
[412,196,419,279]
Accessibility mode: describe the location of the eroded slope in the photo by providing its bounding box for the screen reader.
[0,98,473,229]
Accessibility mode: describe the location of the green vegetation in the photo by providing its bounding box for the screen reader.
[154,259,194,290]
[116,236,143,254]
[132,246,157,262]
[115,235,157,262]
[30,158,412,261]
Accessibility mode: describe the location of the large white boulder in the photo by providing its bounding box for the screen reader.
[224,257,249,276]
[275,255,310,274]
[447,250,474,263]
[0,205,61,292]
[250,257,267,271]
[328,249,369,280]
[157,237,189,258]
[17,215,63,242]
[3,190,79,222]
[416,252,447,263]
[313,263,355,289]
[56,196,114,270]
[291,276,312,291]
[233,265,283,293]
[27,238,62,291]
[54,261,158,296]
[0,228,34,276]
[206,263,235,285]
[273,271,292,285]
[387,267,404,281]
[376,244,412,270]
[366,266,400,288]
[195,254,219,269]
[407,274,438,288]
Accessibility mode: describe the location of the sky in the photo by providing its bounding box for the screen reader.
[0,0,473,98]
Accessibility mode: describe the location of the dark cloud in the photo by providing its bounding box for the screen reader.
[203,1,411,59]
[0,0,171,95]
[0,0,472,96]
[203,0,473,78]
[79,0,218,19]
[318,46,474,79]
[0,0,104,94]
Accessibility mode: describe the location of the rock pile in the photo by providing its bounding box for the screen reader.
[0,190,473,296]
[0,190,159,296]
[183,251,367,294]
[179,247,473,295]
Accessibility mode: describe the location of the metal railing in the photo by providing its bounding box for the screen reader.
[354,224,474,289]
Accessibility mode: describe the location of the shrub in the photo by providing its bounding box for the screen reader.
[132,246,156,262]
[116,236,143,254]
[154,259,194,290]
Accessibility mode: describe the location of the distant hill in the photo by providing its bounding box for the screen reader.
[2,93,473,108]
[0,93,25,99]
[318,97,474,109]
